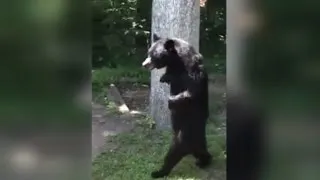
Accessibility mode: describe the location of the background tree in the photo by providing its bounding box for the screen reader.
[149,0,200,129]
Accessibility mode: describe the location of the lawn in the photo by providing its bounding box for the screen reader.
[92,122,226,180]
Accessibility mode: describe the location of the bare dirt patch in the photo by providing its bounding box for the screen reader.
[116,83,150,112]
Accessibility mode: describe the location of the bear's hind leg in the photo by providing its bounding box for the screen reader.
[193,149,212,169]
[151,134,188,178]
[192,138,212,169]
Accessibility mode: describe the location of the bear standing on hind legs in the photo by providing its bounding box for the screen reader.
[142,34,212,178]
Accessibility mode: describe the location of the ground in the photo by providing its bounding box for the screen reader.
[91,67,226,180]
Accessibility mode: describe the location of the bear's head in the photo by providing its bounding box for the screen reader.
[142,34,203,73]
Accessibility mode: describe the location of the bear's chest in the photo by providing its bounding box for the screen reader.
[170,80,188,95]
[169,74,190,95]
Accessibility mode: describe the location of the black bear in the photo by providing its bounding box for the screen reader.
[142,34,212,178]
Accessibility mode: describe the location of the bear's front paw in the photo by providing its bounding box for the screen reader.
[160,74,170,83]
[151,170,169,178]
[168,96,177,109]
[169,95,180,101]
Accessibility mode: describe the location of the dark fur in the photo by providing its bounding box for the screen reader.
[146,34,212,178]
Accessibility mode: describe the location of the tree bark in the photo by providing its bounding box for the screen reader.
[150,0,200,129]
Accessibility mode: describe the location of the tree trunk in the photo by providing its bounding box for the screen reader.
[150,0,200,129]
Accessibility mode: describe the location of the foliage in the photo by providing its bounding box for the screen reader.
[92,0,226,69]
[200,0,226,56]
[92,0,151,68]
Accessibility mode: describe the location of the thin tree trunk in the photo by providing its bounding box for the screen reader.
[150,0,200,129]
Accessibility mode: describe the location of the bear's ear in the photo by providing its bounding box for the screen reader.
[192,53,203,64]
[152,33,161,42]
[164,39,176,52]
[188,53,204,72]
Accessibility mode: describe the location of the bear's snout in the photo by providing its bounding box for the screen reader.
[142,57,155,70]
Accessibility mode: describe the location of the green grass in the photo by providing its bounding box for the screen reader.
[92,122,226,180]
[92,65,150,103]
[92,66,149,84]
[92,66,149,91]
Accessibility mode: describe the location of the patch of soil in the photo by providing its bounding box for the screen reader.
[92,103,134,158]
[115,83,150,112]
